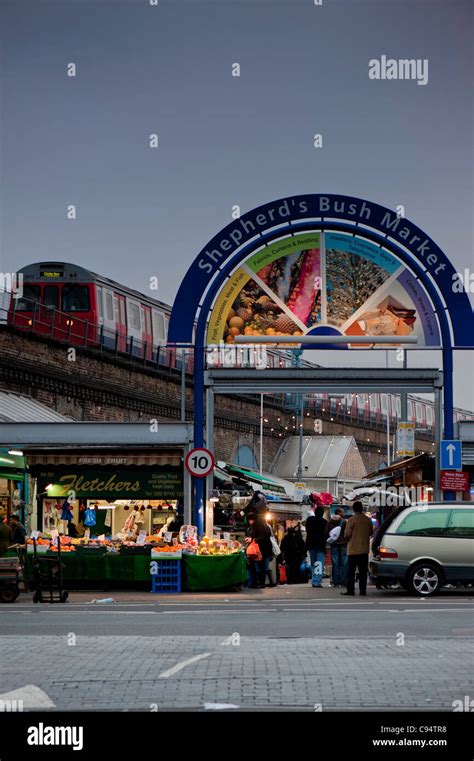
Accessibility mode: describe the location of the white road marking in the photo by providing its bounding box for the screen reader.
[0,685,56,709]
[158,652,211,678]
[204,702,239,710]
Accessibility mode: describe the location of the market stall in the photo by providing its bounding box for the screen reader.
[21,529,247,592]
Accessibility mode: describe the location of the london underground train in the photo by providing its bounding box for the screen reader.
[6,261,474,431]
[9,261,173,364]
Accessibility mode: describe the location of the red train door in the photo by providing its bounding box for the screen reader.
[115,295,127,353]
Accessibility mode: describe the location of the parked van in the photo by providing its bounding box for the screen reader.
[370,502,474,596]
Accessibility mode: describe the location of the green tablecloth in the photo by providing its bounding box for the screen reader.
[182,552,247,591]
[25,553,152,584]
[20,551,247,591]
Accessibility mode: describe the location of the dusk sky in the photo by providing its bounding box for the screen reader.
[1,0,472,407]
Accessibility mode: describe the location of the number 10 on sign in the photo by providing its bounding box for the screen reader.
[185,448,215,478]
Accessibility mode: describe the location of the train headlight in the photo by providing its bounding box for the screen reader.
[66,319,74,326]
[28,319,32,326]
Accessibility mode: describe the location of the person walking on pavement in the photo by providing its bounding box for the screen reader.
[0,515,13,557]
[326,508,348,587]
[341,500,373,596]
[305,498,327,588]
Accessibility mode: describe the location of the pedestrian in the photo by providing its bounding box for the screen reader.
[280,520,307,584]
[242,491,268,519]
[67,520,79,538]
[341,500,373,597]
[326,508,348,587]
[10,514,26,545]
[245,513,274,588]
[305,496,327,588]
[0,515,13,557]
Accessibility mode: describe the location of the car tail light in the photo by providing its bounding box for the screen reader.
[379,547,398,559]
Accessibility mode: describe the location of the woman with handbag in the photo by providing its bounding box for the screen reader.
[245,513,274,588]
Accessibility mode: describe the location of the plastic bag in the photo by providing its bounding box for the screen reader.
[246,540,262,561]
[84,508,96,527]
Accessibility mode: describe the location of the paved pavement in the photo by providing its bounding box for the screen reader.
[1,585,473,712]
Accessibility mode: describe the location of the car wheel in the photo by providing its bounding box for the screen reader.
[407,563,442,596]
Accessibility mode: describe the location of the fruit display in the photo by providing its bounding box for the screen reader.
[196,536,242,556]
[223,283,302,344]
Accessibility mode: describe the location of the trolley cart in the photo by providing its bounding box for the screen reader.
[31,539,69,604]
[0,550,22,603]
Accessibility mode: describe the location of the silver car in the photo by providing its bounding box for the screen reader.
[370,502,474,596]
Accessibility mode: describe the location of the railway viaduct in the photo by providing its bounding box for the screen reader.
[0,327,435,473]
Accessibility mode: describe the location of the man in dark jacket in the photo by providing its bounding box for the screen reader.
[0,516,13,557]
[305,504,327,588]
[10,515,26,545]
[280,521,306,584]
[326,508,348,587]
[341,500,373,596]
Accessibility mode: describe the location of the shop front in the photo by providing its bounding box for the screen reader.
[0,449,29,524]
[31,454,184,538]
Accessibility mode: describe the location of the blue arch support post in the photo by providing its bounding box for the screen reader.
[192,342,205,536]
[168,195,474,517]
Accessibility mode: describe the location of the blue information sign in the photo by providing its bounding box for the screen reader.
[440,440,462,470]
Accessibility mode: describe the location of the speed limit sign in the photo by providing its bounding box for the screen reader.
[185,448,215,478]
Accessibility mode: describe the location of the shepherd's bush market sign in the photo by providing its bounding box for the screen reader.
[38,468,184,499]
[168,194,473,350]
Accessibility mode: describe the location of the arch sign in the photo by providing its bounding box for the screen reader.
[169,194,473,350]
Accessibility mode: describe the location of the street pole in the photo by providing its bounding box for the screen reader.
[259,394,264,476]
[297,393,304,480]
[386,404,391,467]
[401,349,408,421]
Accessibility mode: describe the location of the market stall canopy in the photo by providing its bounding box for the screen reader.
[0,391,72,423]
[216,461,295,497]
[365,453,429,480]
[0,422,194,447]
[272,436,366,481]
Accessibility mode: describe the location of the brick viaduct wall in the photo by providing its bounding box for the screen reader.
[0,328,432,475]
[0,329,284,469]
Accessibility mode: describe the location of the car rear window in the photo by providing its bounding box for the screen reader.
[447,509,474,538]
[395,509,450,537]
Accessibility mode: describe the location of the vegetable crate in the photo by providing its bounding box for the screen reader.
[151,559,181,594]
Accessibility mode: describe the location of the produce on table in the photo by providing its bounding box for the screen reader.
[196,536,242,556]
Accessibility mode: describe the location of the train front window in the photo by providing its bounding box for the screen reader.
[62,285,90,312]
[43,285,59,309]
[14,285,40,311]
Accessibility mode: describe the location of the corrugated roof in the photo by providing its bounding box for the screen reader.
[0,392,71,423]
[272,436,356,479]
